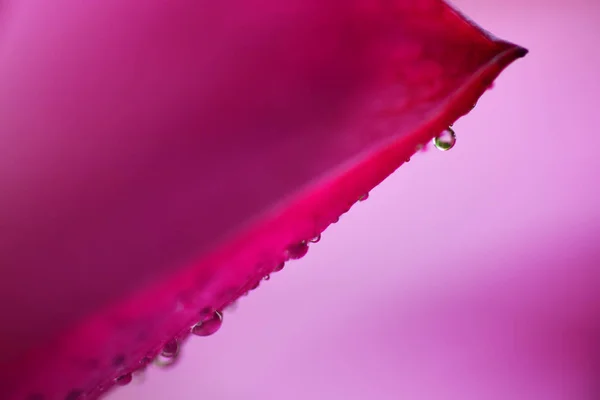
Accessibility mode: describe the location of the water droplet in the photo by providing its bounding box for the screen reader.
[263,274,270,281]
[160,339,179,359]
[191,311,223,337]
[433,127,456,151]
[154,344,180,368]
[286,241,309,260]
[273,262,285,272]
[115,373,133,386]
[358,193,369,202]
[309,234,321,243]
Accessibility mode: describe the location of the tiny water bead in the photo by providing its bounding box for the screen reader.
[250,280,260,290]
[433,126,456,151]
[309,234,321,243]
[358,193,369,202]
[263,274,271,281]
[160,339,179,359]
[154,339,181,367]
[285,241,309,260]
[114,373,133,386]
[191,311,223,337]
[154,352,180,368]
[273,261,285,272]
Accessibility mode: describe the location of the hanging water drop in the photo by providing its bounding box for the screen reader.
[160,339,179,358]
[263,274,270,281]
[358,193,369,202]
[191,311,223,337]
[309,234,321,243]
[273,262,285,272]
[153,354,179,368]
[286,241,309,260]
[433,126,456,151]
[154,340,181,368]
[115,373,133,386]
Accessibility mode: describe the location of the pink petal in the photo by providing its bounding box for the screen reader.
[0,0,526,398]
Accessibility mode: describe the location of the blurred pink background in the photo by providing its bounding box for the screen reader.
[107,0,600,399]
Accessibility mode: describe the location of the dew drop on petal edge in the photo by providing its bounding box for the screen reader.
[433,126,456,151]
[309,234,321,243]
[286,241,309,260]
[160,339,179,358]
[191,311,223,337]
[115,373,133,386]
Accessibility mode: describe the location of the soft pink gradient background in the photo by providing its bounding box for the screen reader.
[107,1,600,399]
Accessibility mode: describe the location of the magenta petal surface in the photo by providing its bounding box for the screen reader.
[0,0,526,398]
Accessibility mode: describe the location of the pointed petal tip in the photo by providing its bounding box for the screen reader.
[517,46,529,57]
